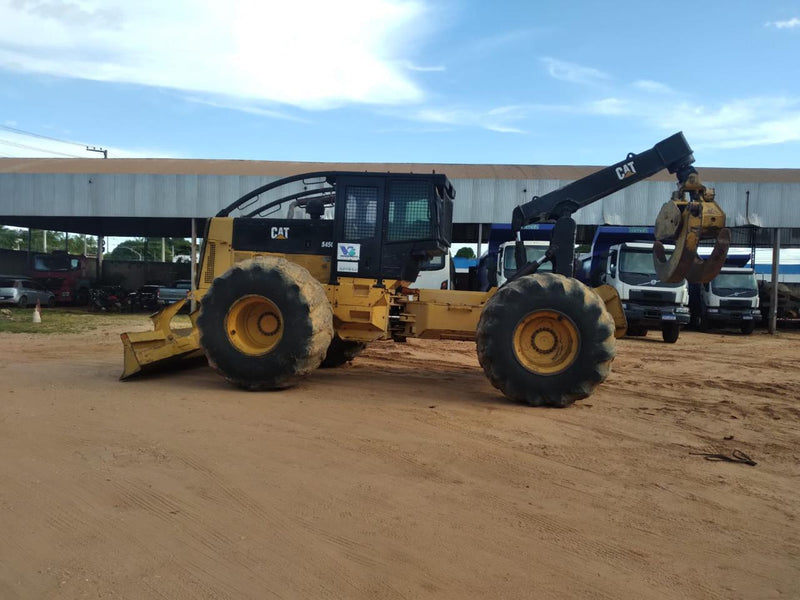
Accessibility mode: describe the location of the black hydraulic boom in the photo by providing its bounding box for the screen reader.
[508,132,728,284]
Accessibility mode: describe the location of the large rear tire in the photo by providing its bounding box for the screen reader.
[476,273,616,407]
[197,257,333,390]
[321,336,366,368]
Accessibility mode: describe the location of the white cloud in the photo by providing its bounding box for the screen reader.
[573,93,800,149]
[765,17,800,28]
[182,95,311,123]
[632,79,675,94]
[408,104,527,134]
[0,0,431,111]
[540,57,610,85]
[403,61,446,72]
[586,98,629,116]
[656,98,800,148]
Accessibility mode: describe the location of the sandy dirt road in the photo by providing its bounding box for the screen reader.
[0,317,798,599]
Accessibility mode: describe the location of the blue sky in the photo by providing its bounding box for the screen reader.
[1,0,800,168]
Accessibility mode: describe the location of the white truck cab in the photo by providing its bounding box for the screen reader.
[602,241,690,343]
[477,241,552,290]
[410,252,454,290]
[689,266,760,334]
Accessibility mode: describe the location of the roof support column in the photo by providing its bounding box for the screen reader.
[190,219,197,314]
[768,228,780,334]
[97,235,103,282]
[27,228,32,270]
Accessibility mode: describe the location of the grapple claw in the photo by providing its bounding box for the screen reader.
[654,228,730,284]
[652,174,729,284]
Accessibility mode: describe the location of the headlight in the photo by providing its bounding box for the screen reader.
[676,306,690,313]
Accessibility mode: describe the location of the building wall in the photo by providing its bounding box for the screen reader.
[2,171,800,228]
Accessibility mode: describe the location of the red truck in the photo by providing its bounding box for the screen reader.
[30,251,95,305]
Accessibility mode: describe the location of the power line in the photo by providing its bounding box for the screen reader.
[0,124,87,149]
[0,138,85,158]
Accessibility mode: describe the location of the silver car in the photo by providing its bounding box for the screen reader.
[0,276,56,308]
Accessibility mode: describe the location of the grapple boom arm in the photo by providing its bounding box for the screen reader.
[509,132,729,284]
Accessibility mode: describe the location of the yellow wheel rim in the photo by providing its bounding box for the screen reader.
[513,310,580,375]
[225,295,283,356]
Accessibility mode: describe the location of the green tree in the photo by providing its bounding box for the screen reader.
[455,246,476,259]
[68,235,98,256]
[106,237,191,262]
[0,226,24,250]
[170,237,192,258]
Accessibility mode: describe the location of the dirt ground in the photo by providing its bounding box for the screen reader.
[0,316,798,600]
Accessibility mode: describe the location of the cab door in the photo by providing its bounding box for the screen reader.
[332,176,385,281]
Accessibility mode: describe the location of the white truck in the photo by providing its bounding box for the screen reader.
[689,266,760,334]
[411,252,454,290]
[581,227,689,343]
[476,240,552,291]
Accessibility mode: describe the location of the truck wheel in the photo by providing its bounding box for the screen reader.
[662,322,680,343]
[18,295,28,309]
[321,336,366,368]
[75,288,90,306]
[626,325,648,337]
[476,273,616,407]
[197,257,333,390]
[740,320,755,335]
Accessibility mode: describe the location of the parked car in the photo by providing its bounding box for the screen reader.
[158,279,192,306]
[0,276,56,308]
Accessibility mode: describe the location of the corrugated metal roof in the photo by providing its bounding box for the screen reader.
[1,158,799,231]
[3,157,800,183]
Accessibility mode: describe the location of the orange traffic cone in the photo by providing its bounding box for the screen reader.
[32,299,42,323]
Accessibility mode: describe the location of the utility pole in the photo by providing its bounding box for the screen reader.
[86,146,108,159]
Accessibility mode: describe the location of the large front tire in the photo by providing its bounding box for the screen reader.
[476,273,616,407]
[197,257,333,390]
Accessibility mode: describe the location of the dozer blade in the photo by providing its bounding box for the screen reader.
[592,284,628,338]
[120,298,205,380]
[652,174,730,284]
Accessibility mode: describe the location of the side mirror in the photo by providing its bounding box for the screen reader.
[608,250,617,279]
